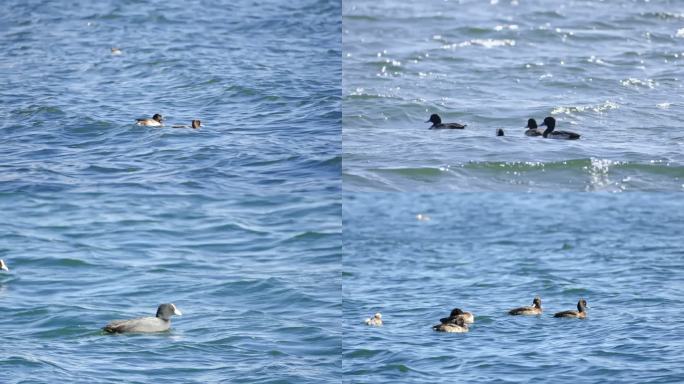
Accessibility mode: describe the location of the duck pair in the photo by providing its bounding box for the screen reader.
[508,296,589,318]
[136,114,202,129]
[433,308,474,333]
[526,117,580,140]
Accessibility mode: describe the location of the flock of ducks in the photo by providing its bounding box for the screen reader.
[0,259,182,333]
[136,113,202,129]
[365,297,589,333]
[426,114,581,140]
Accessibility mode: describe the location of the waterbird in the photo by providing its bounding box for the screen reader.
[439,308,474,324]
[136,114,164,127]
[540,117,580,140]
[508,296,543,315]
[103,303,182,333]
[433,316,468,333]
[172,120,202,129]
[525,118,542,136]
[426,114,466,129]
[364,312,383,326]
[553,298,588,319]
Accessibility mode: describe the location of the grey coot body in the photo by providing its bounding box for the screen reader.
[103,303,182,333]
[426,114,466,129]
[0,259,8,272]
[508,296,543,315]
[554,298,588,319]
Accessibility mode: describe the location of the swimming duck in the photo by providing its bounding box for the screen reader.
[540,117,580,140]
[508,296,542,316]
[496,128,505,136]
[136,114,164,127]
[364,312,383,326]
[553,298,587,319]
[103,303,182,333]
[433,316,468,333]
[426,114,466,129]
[111,47,122,55]
[0,259,8,272]
[172,120,202,129]
[439,308,474,324]
[525,118,542,136]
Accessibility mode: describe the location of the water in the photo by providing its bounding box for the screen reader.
[343,0,684,191]
[343,193,684,383]
[0,0,341,382]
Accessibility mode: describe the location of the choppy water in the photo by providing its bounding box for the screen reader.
[343,193,684,383]
[343,0,684,191]
[0,0,341,383]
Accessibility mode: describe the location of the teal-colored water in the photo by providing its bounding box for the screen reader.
[0,0,341,382]
[343,193,684,383]
[343,0,684,191]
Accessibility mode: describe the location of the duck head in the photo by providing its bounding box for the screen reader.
[533,296,542,308]
[152,114,163,123]
[577,298,587,312]
[191,120,201,129]
[540,116,555,137]
[526,118,538,129]
[426,114,442,126]
[156,303,182,320]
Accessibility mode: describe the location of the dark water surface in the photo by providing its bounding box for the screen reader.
[344,0,684,191]
[0,0,341,382]
[343,193,684,383]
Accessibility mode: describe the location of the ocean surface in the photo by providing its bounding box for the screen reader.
[343,0,684,191]
[0,0,341,383]
[343,193,684,383]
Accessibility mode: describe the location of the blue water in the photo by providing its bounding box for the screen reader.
[343,0,684,191]
[0,0,341,383]
[343,193,684,383]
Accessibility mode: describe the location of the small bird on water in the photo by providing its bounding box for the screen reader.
[425,114,466,129]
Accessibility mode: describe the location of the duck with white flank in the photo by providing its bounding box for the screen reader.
[136,114,164,127]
